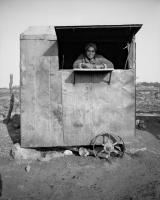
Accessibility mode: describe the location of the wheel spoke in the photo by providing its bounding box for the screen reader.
[113,142,118,146]
[103,135,108,145]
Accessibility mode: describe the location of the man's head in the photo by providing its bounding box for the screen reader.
[85,43,97,60]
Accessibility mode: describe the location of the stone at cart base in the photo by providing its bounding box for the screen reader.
[79,147,90,157]
[136,119,146,129]
[64,150,73,156]
[10,143,41,160]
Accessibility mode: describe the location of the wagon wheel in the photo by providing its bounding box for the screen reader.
[90,133,125,159]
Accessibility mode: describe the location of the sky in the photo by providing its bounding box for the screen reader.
[0,0,160,87]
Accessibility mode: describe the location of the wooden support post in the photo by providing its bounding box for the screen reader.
[6,74,14,123]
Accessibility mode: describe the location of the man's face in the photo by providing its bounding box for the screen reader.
[86,47,96,60]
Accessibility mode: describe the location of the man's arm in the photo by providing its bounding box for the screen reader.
[96,55,114,69]
[73,57,94,69]
[73,55,84,68]
[80,63,94,69]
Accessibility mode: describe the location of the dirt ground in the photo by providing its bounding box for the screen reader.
[0,116,160,200]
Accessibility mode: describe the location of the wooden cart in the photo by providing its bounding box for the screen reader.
[20,24,142,147]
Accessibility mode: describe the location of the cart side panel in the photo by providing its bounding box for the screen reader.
[62,71,93,145]
[62,70,135,146]
[92,70,135,140]
[21,39,63,147]
[50,57,63,146]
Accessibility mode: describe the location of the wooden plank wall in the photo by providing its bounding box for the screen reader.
[62,71,93,145]
[62,70,135,146]
[21,40,63,147]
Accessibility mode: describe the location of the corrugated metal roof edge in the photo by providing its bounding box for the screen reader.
[55,24,143,29]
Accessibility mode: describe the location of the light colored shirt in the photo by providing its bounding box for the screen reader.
[73,54,114,69]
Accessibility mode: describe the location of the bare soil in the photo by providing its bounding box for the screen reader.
[0,117,160,200]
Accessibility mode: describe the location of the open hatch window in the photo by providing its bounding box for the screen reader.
[55,25,142,70]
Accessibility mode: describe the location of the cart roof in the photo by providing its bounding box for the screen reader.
[55,24,142,42]
[21,24,142,41]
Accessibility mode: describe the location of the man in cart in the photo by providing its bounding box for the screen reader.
[73,43,114,69]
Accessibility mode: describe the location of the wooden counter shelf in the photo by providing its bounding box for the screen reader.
[73,68,114,84]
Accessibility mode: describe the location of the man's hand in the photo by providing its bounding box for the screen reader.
[79,63,107,69]
[96,64,107,69]
[99,64,105,69]
[81,63,89,68]
[80,63,93,68]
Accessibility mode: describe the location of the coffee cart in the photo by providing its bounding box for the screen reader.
[20,24,142,147]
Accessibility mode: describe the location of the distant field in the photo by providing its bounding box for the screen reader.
[0,87,20,120]
[136,82,160,115]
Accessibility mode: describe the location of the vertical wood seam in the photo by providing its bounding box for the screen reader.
[34,62,37,133]
[49,57,51,141]
[61,71,65,144]
[91,72,93,137]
